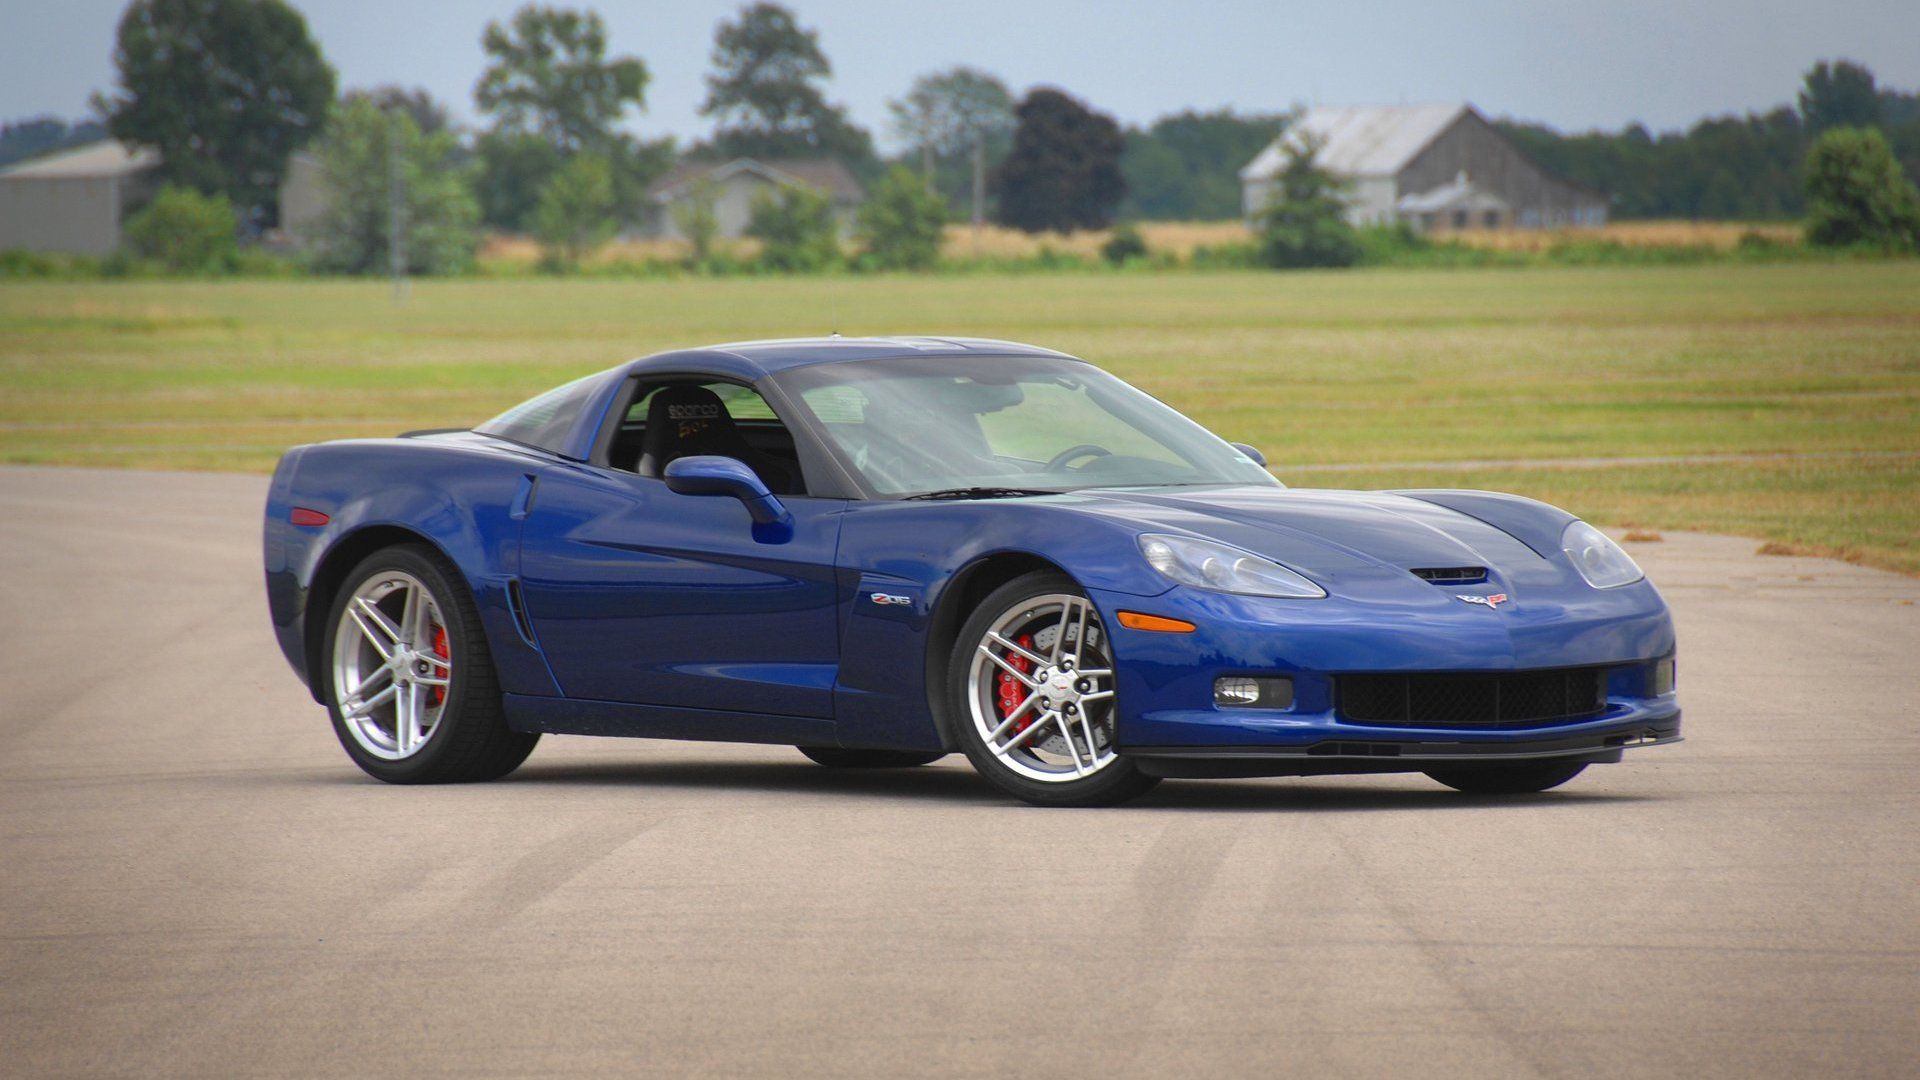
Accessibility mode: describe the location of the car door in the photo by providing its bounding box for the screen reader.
[518,462,846,718]
[514,386,846,722]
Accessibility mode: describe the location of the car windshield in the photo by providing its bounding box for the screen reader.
[773,354,1279,497]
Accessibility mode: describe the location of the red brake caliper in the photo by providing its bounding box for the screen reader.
[430,625,449,706]
[995,633,1038,734]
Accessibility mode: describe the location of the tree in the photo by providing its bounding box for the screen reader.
[700,3,874,169]
[343,86,453,136]
[857,166,948,270]
[670,178,722,266]
[1120,109,1288,219]
[476,5,648,152]
[1255,136,1361,269]
[886,67,1015,222]
[747,184,840,271]
[1803,127,1920,250]
[122,185,237,272]
[1800,60,1881,136]
[305,97,480,275]
[474,5,667,229]
[532,153,618,269]
[474,129,566,231]
[992,89,1126,233]
[96,0,335,223]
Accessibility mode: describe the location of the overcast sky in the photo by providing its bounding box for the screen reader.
[5,0,1917,148]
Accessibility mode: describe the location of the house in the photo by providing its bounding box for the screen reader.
[0,140,327,254]
[642,158,864,240]
[1240,104,1608,230]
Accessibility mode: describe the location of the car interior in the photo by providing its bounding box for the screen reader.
[607,381,807,495]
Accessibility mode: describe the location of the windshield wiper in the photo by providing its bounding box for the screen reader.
[901,486,1056,501]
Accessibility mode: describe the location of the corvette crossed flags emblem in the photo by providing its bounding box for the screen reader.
[1456,593,1510,608]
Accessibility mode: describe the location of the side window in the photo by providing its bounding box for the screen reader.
[608,378,808,496]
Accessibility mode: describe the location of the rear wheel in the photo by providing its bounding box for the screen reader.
[949,572,1158,807]
[797,747,946,768]
[1424,761,1588,794]
[324,545,537,783]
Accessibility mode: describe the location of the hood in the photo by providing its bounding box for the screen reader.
[1074,485,1555,580]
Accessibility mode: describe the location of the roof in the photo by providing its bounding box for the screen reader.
[646,158,865,204]
[1240,104,1469,181]
[626,336,1079,379]
[0,140,161,180]
[1396,173,1511,214]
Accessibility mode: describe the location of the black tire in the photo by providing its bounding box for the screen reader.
[797,746,947,768]
[948,571,1160,808]
[1424,761,1589,794]
[322,544,538,783]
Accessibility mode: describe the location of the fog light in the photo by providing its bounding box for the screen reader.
[1214,676,1294,709]
[1653,657,1676,696]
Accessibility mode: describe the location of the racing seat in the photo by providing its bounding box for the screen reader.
[635,384,798,494]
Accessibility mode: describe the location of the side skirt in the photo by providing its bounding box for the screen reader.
[504,693,836,747]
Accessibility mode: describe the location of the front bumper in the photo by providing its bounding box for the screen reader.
[1127,710,1680,778]
[1088,578,1680,760]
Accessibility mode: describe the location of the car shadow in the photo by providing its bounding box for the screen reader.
[483,757,1666,812]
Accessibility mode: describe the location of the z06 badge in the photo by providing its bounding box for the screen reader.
[1457,593,1510,608]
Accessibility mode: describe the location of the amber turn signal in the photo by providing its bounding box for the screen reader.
[1115,611,1196,633]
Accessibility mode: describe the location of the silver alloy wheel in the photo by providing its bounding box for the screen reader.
[967,593,1118,783]
[331,570,452,761]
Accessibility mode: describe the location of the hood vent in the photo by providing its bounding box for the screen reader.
[1411,566,1489,585]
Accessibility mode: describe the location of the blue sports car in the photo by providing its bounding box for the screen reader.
[264,336,1680,806]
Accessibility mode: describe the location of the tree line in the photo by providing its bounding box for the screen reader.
[10,0,1920,276]
[1498,60,1920,220]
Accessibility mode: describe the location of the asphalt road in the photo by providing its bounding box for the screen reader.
[2,465,1916,1079]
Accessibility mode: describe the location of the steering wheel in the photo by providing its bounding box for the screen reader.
[1044,444,1113,472]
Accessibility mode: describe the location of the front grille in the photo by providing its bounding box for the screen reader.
[1411,566,1488,585]
[1336,667,1609,728]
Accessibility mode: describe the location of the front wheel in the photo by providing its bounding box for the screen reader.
[1424,761,1588,794]
[949,572,1159,807]
[324,544,538,783]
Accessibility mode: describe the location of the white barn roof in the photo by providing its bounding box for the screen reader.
[1240,104,1469,181]
[0,140,160,180]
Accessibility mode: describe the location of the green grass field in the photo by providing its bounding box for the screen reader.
[3,262,1917,572]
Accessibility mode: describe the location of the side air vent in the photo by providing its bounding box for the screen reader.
[1411,566,1489,585]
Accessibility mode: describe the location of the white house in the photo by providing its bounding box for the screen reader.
[641,158,864,241]
[0,140,329,254]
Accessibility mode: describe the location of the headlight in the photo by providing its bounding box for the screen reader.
[1138,534,1325,598]
[1561,520,1644,589]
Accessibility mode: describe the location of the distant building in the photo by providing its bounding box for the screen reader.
[0,140,327,255]
[642,158,864,240]
[1240,104,1608,230]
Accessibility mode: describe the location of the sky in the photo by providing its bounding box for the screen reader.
[4,0,1918,150]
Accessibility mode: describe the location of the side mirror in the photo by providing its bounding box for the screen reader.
[663,455,792,533]
[1230,442,1267,467]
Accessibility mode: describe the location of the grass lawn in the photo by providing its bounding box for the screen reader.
[2,262,1917,572]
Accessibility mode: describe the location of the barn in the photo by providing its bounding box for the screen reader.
[1240,104,1608,230]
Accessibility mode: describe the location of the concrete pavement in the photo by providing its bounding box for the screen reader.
[1,466,1916,1078]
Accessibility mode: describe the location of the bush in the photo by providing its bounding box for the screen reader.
[748,185,841,272]
[122,185,237,273]
[1100,223,1148,266]
[857,166,948,270]
[533,154,618,271]
[1255,137,1362,268]
[1803,127,1920,251]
